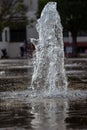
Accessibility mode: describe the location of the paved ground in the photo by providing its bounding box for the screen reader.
[0,58,87,91]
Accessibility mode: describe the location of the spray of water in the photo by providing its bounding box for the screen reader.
[31,2,67,93]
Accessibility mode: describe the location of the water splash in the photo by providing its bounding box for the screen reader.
[31,2,67,93]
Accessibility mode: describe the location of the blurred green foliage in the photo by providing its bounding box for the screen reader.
[0,0,28,31]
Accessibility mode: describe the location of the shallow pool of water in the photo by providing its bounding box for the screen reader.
[0,59,87,130]
[0,97,87,130]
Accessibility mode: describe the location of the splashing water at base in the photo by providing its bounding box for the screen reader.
[31,2,67,94]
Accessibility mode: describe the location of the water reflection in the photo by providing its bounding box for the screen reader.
[0,98,87,130]
[65,99,87,130]
[30,99,68,130]
[0,99,68,130]
[0,100,34,130]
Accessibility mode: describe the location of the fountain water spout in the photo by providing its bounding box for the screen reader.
[31,2,67,92]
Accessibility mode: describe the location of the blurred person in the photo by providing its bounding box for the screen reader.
[19,42,25,57]
[27,39,35,58]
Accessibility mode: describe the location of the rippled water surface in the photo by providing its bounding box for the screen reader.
[0,97,87,130]
[0,59,87,130]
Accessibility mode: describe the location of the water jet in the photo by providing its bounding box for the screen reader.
[31,2,67,93]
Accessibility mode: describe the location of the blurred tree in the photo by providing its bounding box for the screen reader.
[0,0,28,31]
[37,0,87,57]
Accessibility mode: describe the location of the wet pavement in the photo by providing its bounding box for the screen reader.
[0,58,87,91]
[0,98,87,130]
[0,58,87,130]
[0,59,32,92]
